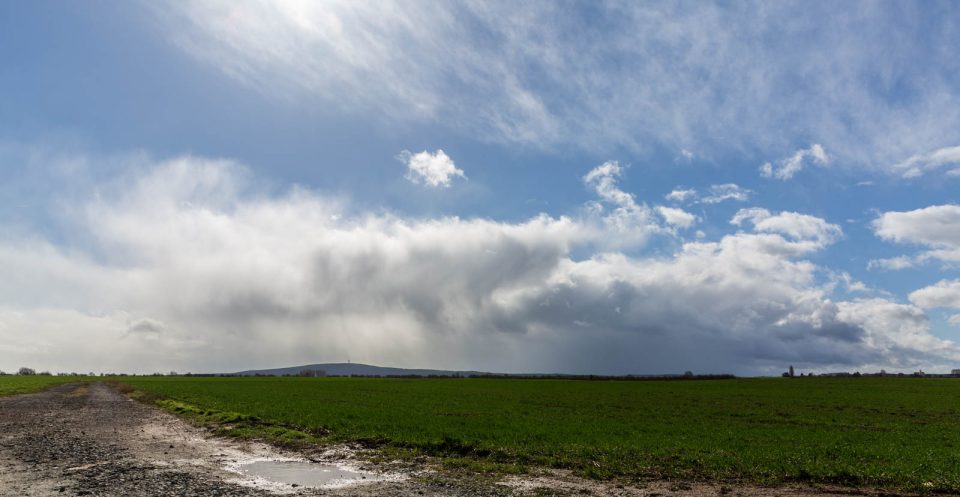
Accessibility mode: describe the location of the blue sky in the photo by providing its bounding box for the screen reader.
[2,1,960,375]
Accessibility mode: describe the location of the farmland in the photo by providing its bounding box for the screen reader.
[0,374,85,397]
[113,376,960,492]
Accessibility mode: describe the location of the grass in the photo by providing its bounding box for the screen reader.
[115,376,960,492]
[0,375,87,397]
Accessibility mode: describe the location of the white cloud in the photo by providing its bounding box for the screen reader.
[700,184,750,204]
[835,299,956,368]
[867,256,917,271]
[398,149,465,188]
[895,145,960,178]
[873,205,960,246]
[872,205,960,265]
[148,2,960,169]
[582,162,662,246]
[656,206,697,229]
[665,188,697,203]
[665,184,750,204]
[760,144,829,180]
[950,314,960,327]
[832,272,869,294]
[731,208,842,247]
[909,280,960,309]
[0,154,956,375]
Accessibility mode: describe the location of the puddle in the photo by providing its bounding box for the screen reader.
[229,459,386,489]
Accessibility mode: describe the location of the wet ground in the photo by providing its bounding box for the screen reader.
[0,383,486,497]
[0,383,914,496]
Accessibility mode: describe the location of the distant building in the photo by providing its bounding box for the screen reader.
[952,369,960,375]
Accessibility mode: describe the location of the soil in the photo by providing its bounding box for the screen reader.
[0,383,915,497]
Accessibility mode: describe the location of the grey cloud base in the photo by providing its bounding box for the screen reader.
[0,158,957,375]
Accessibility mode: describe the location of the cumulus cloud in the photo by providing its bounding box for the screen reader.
[581,162,662,246]
[731,208,842,247]
[398,149,466,188]
[895,145,960,178]
[909,280,960,309]
[872,205,960,266]
[656,206,697,230]
[148,2,960,169]
[760,144,829,180]
[0,154,955,375]
[835,299,956,367]
[873,205,960,246]
[665,188,697,203]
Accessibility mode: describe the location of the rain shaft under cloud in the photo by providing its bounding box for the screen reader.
[0,156,956,375]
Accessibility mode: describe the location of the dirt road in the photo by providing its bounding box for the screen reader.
[0,382,500,497]
[0,383,911,497]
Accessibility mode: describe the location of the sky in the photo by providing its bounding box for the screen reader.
[1,1,960,376]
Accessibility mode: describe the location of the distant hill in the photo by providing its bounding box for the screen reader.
[231,362,489,377]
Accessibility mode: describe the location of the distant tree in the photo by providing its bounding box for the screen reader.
[17,367,36,376]
[38,371,51,376]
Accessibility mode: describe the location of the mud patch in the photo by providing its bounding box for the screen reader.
[65,383,89,397]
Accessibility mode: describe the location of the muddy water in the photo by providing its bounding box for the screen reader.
[231,460,380,488]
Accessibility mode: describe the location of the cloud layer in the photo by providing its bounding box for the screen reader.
[1,155,956,375]
[150,2,960,169]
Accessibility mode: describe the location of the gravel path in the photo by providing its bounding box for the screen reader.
[0,382,264,496]
[0,383,507,497]
[0,383,913,497]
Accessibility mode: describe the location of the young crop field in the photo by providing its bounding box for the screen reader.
[118,376,960,492]
[0,375,85,397]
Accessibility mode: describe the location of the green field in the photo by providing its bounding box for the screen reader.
[0,375,86,397]
[115,376,960,492]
